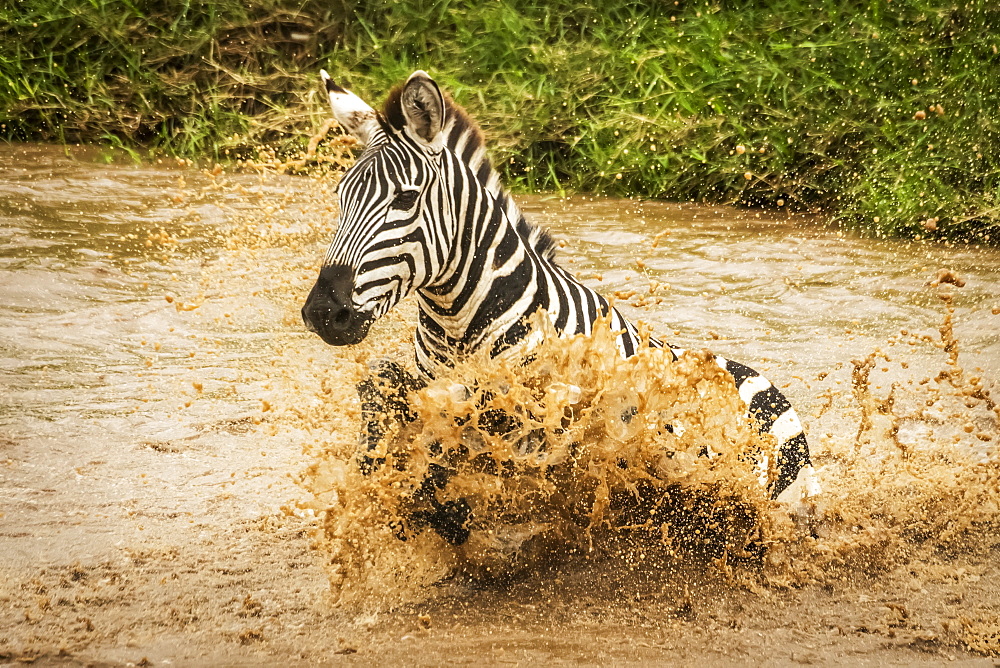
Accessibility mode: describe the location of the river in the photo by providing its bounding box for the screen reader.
[1,143,998,665]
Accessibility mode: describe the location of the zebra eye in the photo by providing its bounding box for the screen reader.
[390,189,420,210]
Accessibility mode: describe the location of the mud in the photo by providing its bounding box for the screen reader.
[1,143,998,666]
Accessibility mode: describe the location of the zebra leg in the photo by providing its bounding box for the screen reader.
[715,356,817,500]
[356,359,473,545]
[356,359,425,475]
[406,401,526,546]
[408,463,472,545]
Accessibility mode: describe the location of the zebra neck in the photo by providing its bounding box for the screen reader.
[412,172,545,377]
[409,154,657,378]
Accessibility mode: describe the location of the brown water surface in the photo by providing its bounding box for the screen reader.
[1,144,998,665]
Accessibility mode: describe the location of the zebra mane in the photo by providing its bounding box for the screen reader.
[381,85,558,263]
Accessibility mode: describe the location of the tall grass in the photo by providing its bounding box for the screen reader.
[0,0,339,158]
[3,0,999,242]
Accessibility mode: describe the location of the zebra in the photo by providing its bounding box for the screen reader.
[302,69,819,546]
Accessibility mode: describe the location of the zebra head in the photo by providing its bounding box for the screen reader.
[302,70,449,346]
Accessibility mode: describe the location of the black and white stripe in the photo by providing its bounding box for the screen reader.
[305,70,817,501]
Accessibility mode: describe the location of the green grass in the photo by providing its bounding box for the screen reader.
[3,0,999,242]
[0,0,338,159]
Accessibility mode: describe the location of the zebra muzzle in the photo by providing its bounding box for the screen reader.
[302,264,375,346]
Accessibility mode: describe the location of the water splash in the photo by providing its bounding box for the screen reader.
[183,157,998,645]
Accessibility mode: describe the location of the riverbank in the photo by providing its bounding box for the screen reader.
[2,0,998,242]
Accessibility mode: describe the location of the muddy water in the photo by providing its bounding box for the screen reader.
[1,143,998,665]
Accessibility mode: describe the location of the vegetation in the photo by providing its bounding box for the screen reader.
[3,0,999,242]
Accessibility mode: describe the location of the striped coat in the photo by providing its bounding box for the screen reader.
[302,70,816,502]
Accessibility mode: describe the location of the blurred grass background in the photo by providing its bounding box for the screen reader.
[2,0,999,242]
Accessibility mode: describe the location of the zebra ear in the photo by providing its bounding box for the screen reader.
[320,70,379,146]
[400,71,445,144]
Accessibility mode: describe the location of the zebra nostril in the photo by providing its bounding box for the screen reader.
[332,307,352,328]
